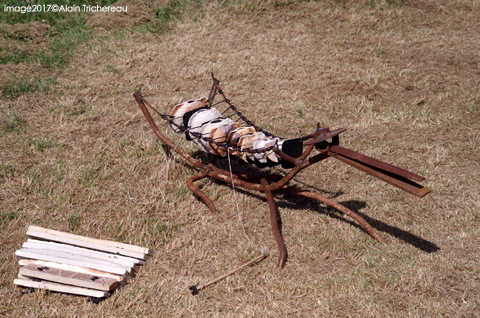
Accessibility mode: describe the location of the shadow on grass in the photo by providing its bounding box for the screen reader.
[176,151,440,253]
[216,182,439,253]
[279,192,439,253]
[342,200,440,253]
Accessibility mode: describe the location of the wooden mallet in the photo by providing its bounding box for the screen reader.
[189,248,268,295]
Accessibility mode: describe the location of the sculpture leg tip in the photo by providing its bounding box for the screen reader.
[278,254,287,269]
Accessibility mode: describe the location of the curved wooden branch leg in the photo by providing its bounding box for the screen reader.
[186,172,217,213]
[261,179,288,269]
[283,187,386,245]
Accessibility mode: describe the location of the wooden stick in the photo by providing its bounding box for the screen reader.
[23,239,140,268]
[17,247,134,272]
[18,259,126,284]
[189,251,268,295]
[26,226,149,260]
[15,249,128,276]
[19,264,118,291]
[14,277,109,298]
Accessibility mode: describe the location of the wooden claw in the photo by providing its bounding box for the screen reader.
[261,179,288,269]
[186,173,217,213]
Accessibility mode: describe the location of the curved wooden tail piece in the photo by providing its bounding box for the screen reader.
[327,145,430,198]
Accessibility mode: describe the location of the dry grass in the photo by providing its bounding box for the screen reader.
[1,0,479,316]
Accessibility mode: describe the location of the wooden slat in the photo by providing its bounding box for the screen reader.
[26,226,149,260]
[328,151,431,197]
[23,239,139,269]
[14,277,109,298]
[26,238,145,265]
[329,145,426,182]
[17,247,133,273]
[19,264,118,291]
[18,259,126,284]
[15,249,128,276]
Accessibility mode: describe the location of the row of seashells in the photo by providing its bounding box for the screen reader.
[169,98,303,167]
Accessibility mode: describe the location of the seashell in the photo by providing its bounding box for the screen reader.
[187,108,222,152]
[263,138,281,163]
[168,97,298,167]
[227,127,256,156]
[191,124,213,153]
[187,108,222,135]
[236,134,254,162]
[237,132,266,161]
[170,98,207,133]
[201,118,236,154]
[209,122,242,157]
[276,139,285,160]
[253,139,268,163]
[227,126,256,144]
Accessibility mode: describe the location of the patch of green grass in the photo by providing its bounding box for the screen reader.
[0,164,15,179]
[2,76,57,99]
[125,0,184,35]
[49,98,89,116]
[105,64,119,74]
[1,211,18,225]
[133,0,202,34]
[28,139,61,152]
[67,105,88,116]
[0,47,32,64]
[78,154,106,188]
[174,184,189,198]
[2,77,43,99]
[0,24,90,69]
[143,217,169,234]
[111,0,203,36]
[22,171,39,194]
[37,24,91,68]
[1,1,119,70]
[78,166,100,188]
[272,0,295,8]
[111,220,128,242]
[155,0,183,25]
[384,0,404,5]
[140,218,172,247]
[365,0,405,7]
[68,212,82,231]
[3,112,26,132]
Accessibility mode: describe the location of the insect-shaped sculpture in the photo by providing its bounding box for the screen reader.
[134,74,430,268]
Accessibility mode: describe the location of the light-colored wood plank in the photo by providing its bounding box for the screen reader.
[16,247,133,274]
[15,249,128,276]
[26,226,149,259]
[23,239,139,269]
[18,259,126,284]
[19,264,118,291]
[28,225,150,254]
[26,238,144,265]
[14,277,109,298]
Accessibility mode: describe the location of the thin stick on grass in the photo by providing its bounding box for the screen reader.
[189,248,268,295]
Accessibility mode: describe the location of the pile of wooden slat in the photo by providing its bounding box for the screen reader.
[14,226,150,298]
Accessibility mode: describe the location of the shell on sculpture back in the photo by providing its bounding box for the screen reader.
[208,122,242,157]
[169,97,207,133]
[167,98,302,167]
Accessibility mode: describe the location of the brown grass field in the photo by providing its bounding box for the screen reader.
[1,0,479,316]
